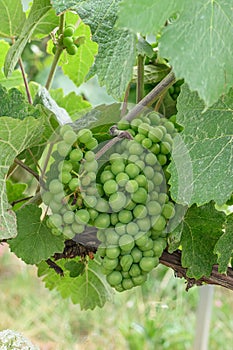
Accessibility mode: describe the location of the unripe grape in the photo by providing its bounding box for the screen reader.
[63,25,75,37]
[66,44,78,55]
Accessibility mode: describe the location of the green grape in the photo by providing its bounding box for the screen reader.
[148,112,160,125]
[138,122,150,136]
[142,138,153,149]
[80,176,91,187]
[71,222,85,234]
[94,213,110,229]
[144,153,157,166]
[49,200,63,213]
[63,25,75,37]
[77,129,93,144]
[135,174,147,188]
[153,238,167,256]
[63,210,75,224]
[83,159,98,172]
[135,233,149,247]
[88,208,98,221]
[164,121,175,134]
[103,179,118,195]
[125,199,136,211]
[106,247,121,259]
[147,201,161,216]
[125,180,139,193]
[140,238,154,251]
[63,36,74,48]
[132,187,148,204]
[148,127,163,142]
[131,247,143,263]
[153,172,164,186]
[128,142,144,156]
[158,193,169,204]
[111,160,125,175]
[150,143,160,154]
[49,213,63,228]
[152,215,166,231]
[57,140,71,157]
[129,264,141,277]
[118,209,133,224]
[135,160,145,171]
[118,119,130,130]
[139,257,159,272]
[132,274,147,286]
[115,222,126,235]
[63,226,75,239]
[126,222,139,236]
[119,234,135,251]
[109,153,123,162]
[58,160,73,173]
[75,209,90,224]
[143,166,154,180]
[85,151,95,161]
[111,213,118,225]
[137,217,151,232]
[109,192,127,212]
[106,271,122,286]
[105,229,119,245]
[69,148,83,162]
[59,124,73,137]
[134,134,145,143]
[102,257,119,270]
[85,137,98,150]
[115,172,129,186]
[66,44,78,55]
[49,179,64,194]
[160,141,171,154]
[128,154,139,163]
[157,154,167,166]
[100,170,114,183]
[125,163,140,178]
[162,202,175,219]
[42,191,53,205]
[130,118,142,130]
[51,227,62,236]
[84,195,98,208]
[120,254,133,271]
[68,177,79,191]
[59,171,72,184]
[122,278,134,290]
[95,198,109,212]
[133,205,147,219]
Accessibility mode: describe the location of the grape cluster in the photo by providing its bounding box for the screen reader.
[169,79,184,100]
[52,24,85,56]
[42,111,177,292]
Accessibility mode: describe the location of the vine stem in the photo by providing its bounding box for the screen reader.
[14,158,40,181]
[125,70,176,121]
[18,58,33,104]
[45,14,65,90]
[136,54,145,103]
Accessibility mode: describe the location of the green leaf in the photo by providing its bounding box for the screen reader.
[0,85,39,119]
[6,181,27,204]
[32,8,59,39]
[9,205,64,264]
[0,0,25,38]
[214,214,233,274]
[160,0,233,107]
[50,0,80,15]
[117,0,182,35]
[169,84,233,206]
[64,260,85,277]
[50,89,91,121]
[178,203,225,279]
[4,0,52,77]
[0,41,23,88]
[0,117,42,239]
[137,38,154,58]
[74,0,136,99]
[38,258,113,310]
[132,64,170,85]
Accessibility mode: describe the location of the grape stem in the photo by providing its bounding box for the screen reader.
[14,158,40,181]
[45,13,65,90]
[136,54,145,103]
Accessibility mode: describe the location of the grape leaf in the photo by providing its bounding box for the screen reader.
[0,117,42,239]
[4,0,52,77]
[50,89,91,121]
[0,40,23,88]
[50,0,80,15]
[160,0,233,107]
[117,0,183,35]
[73,0,136,100]
[9,205,64,264]
[214,214,233,274]
[32,8,59,39]
[0,0,25,38]
[169,84,233,206]
[177,203,225,279]
[6,181,27,205]
[38,258,113,310]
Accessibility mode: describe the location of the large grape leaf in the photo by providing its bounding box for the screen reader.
[169,84,233,206]
[160,0,233,107]
[174,203,225,279]
[9,206,64,264]
[73,0,136,100]
[117,0,183,35]
[214,214,233,274]
[38,258,113,310]
[0,117,42,239]
[0,0,25,38]
[0,41,23,88]
[32,8,59,39]
[4,0,52,77]
[50,0,81,15]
